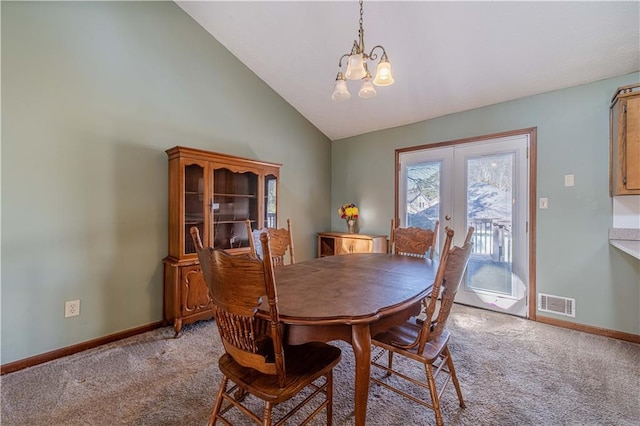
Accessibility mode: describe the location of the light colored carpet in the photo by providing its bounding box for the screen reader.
[2,304,639,425]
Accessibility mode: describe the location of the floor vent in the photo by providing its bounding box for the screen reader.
[537,293,575,317]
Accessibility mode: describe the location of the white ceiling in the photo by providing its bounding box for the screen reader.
[176,1,640,141]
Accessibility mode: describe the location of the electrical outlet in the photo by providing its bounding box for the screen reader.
[65,300,80,318]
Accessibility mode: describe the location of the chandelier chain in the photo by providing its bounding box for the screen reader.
[358,0,365,56]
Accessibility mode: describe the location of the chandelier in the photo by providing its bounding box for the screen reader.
[331,0,394,101]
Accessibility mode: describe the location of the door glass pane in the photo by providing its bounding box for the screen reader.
[184,164,204,255]
[213,168,258,250]
[465,153,513,295]
[265,174,277,228]
[406,162,440,229]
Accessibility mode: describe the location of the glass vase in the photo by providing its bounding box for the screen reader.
[347,219,356,234]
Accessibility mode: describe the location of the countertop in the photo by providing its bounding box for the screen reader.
[609,228,640,260]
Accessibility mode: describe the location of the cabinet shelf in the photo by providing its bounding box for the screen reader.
[214,220,251,225]
[214,193,257,198]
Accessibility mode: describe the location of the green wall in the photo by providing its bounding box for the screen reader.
[1,2,331,364]
[2,1,638,366]
[332,73,640,335]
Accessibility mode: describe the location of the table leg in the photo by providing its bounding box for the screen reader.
[351,323,371,426]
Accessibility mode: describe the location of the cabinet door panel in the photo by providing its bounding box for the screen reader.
[335,237,372,254]
[264,174,278,228]
[181,266,213,316]
[183,163,206,255]
[350,239,372,253]
[625,96,640,190]
[213,168,258,250]
[335,239,351,255]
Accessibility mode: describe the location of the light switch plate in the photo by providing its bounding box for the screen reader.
[539,198,549,209]
[564,174,575,187]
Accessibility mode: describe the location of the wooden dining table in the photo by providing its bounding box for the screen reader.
[272,253,439,426]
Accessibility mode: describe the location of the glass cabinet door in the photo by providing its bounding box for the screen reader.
[184,164,205,255]
[264,174,277,228]
[213,168,258,250]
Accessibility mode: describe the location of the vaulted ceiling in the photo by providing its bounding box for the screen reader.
[176,1,640,141]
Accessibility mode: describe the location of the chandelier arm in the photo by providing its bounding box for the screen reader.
[337,53,351,68]
[366,45,387,62]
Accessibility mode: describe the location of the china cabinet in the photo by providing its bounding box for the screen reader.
[163,146,281,336]
[610,83,640,196]
[317,232,388,257]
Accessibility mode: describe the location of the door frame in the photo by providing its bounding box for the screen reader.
[394,127,538,320]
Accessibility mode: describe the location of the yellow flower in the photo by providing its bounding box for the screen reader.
[338,203,359,220]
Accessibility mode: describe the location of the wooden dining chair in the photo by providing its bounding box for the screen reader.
[190,227,341,426]
[371,226,474,426]
[390,218,439,259]
[246,218,295,267]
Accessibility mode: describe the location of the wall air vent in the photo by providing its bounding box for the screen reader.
[537,293,575,317]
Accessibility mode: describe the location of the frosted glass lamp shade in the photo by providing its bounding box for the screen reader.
[373,59,394,86]
[345,54,367,80]
[358,77,377,98]
[331,78,351,102]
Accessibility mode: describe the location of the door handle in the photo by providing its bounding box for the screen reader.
[445,215,451,221]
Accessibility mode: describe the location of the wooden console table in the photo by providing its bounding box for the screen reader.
[317,232,387,257]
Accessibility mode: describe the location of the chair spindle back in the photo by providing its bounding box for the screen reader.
[419,226,474,353]
[190,227,286,386]
[390,218,439,259]
[246,219,295,267]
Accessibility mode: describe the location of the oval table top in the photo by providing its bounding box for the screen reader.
[272,253,438,324]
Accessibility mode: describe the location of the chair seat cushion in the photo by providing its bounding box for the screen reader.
[373,321,450,363]
[219,342,341,403]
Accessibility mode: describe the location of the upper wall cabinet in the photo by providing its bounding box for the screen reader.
[163,146,281,336]
[610,83,640,196]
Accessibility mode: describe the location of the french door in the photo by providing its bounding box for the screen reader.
[397,132,531,317]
